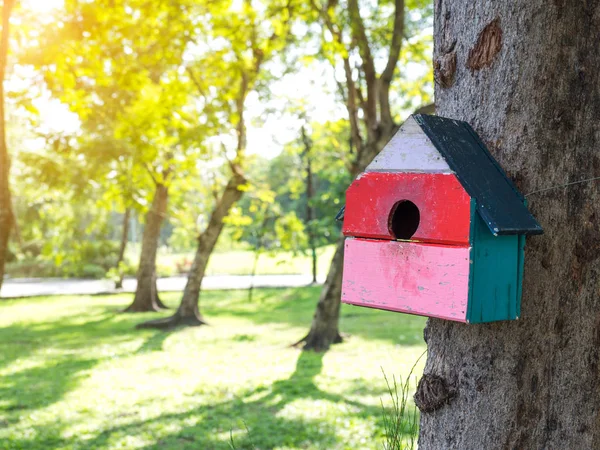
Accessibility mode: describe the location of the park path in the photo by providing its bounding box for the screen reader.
[0,274,325,299]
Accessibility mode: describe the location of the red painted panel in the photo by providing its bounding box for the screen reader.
[342,172,471,245]
[342,238,470,322]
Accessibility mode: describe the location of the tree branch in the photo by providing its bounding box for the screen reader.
[347,0,377,133]
[235,70,249,159]
[309,0,344,43]
[379,0,405,129]
[186,66,207,98]
[144,162,158,185]
[342,58,365,176]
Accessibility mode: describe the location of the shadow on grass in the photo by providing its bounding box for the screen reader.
[201,287,426,346]
[20,350,417,449]
[135,331,172,354]
[0,305,155,416]
[0,290,423,449]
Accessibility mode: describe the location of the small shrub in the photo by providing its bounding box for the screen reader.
[80,264,107,279]
[175,257,193,274]
[107,260,136,286]
[6,258,60,278]
[156,261,176,277]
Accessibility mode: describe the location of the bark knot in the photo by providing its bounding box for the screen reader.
[467,18,502,72]
[414,373,456,413]
[434,49,457,88]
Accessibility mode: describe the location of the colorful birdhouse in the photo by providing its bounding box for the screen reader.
[340,114,543,323]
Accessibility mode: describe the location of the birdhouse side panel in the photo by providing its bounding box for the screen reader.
[467,212,522,323]
[342,172,471,245]
[342,238,470,322]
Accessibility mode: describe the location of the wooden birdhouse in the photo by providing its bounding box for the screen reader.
[340,114,543,323]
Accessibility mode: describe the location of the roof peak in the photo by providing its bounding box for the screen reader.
[412,114,542,236]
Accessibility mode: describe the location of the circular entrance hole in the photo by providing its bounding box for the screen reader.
[389,200,420,240]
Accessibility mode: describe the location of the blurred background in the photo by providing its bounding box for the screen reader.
[0,0,433,448]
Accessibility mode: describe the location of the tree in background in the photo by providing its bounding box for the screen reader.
[118,79,206,312]
[271,118,352,279]
[0,0,16,292]
[29,0,203,311]
[418,2,600,448]
[138,0,293,329]
[296,0,433,351]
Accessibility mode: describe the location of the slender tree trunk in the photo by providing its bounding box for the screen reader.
[0,0,15,293]
[417,2,600,448]
[294,137,393,351]
[248,247,260,303]
[299,0,406,351]
[124,183,168,312]
[248,214,269,302]
[137,173,245,329]
[298,131,394,351]
[301,124,318,284]
[114,208,131,289]
[310,243,317,284]
[305,155,318,284]
[294,235,345,351]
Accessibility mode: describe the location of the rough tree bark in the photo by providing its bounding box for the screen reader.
[0,0,15,293]
[298,0,406,351]
[137,172,246,329]
[124,183,168,312]
[114,207,130,289]
[417,2,600,449]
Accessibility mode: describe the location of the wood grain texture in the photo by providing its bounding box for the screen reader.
[343,171,471,245]
[419,1,600,448]
[365,116,453,173]
[342,238,470,322]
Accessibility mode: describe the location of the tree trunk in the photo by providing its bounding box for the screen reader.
[0,0,15,293]
[300,124,318,284]
[417,2,600,449]
[124,183,168,312]
[298,121,395,351]
[114,208,131,289]
[247,247,260,303]
[306,154,318,284]
[299,0,406,351]
[295,235,345,351]
[137,173,245,329]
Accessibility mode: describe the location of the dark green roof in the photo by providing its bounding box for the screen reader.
[414,114,542,236]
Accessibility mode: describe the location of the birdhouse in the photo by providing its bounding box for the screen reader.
[340,114,543,323]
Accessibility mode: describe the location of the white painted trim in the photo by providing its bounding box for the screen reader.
[366,116,453,173]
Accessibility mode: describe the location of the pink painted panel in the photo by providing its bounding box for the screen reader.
[342,238,470,322]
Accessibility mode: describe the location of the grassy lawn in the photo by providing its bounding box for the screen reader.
[0,288,426,449]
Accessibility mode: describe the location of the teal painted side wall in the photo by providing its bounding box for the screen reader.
[466,199,477,322]
[467,205,521,323]
[516,234,525,318]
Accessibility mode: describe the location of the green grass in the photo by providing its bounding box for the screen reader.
[0,288,426,449]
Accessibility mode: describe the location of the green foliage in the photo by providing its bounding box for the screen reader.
[4,0,434,280]
[106,260,136,284]
[47,239,119,278]
[0,289,425,449]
